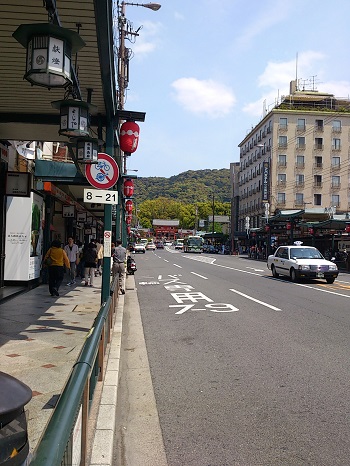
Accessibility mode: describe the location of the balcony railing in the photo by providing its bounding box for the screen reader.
[331,163,341,170]
[296,124,306,132]
[331,145,341,151]
[313,182,323,188]
[314,144,324,150]
[295,162,305,169]
[296,143,306,150]
[313,162,323,169]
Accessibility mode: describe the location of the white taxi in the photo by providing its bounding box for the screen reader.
[267,242,338,284]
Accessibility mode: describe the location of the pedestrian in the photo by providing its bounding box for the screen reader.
[112,239,126,294]
[83,242,97,287]
[43,240,70,297]
[94,239,104,277]
[64,237,79,285]
[345,249,350,272]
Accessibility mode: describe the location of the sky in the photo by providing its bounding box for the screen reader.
[117,0,350,178]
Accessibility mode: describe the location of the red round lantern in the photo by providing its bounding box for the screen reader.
[345,224,350,233]
[126,216,132,225]
[286,222,291,230]
[127,226,131,235]
[123,178,134,198]
[120,121,140,156]
[265,225,270,232]
[309,227,314,235]
[125,199,133,212]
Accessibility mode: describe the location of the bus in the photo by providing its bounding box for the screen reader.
[183,235,204,253]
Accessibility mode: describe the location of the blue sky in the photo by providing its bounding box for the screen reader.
[118,0,350,178]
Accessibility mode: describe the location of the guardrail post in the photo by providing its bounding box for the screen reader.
[80,378,90,465]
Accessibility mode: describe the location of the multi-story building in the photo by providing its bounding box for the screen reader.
[234,81,350,233]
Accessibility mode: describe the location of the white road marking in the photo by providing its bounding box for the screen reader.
[164,259,169,262]
[190,272,208,280]
[246,266,265,272]
[292,282,350,298]
[229,288,282,311]
[158,275,162,280]
[173,264,182,268]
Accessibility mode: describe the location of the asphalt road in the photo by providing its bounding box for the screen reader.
[125,248,350,465]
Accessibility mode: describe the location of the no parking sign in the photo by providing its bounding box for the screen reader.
[85,153,119,189]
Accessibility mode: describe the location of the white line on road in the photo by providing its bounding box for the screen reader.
[158,275,162,280]
[229,288,282,311]
[246,266,265,272]
[164,259,169,262]
[190,272,208,280]
[173,264,182,268]
[292,282,350,298]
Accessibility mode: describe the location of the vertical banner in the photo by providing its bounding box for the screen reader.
[5,192,44,281]
[262,161,270,203]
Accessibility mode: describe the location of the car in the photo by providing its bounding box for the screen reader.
[174,240,184,250]
[146,242,156,251]
[133,243,146,253]
[267,242,338,284]
[156,242,164,249]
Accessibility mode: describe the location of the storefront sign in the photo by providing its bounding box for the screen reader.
[62,205,75,218]
[6,172,31,197]
[262,161,270,203]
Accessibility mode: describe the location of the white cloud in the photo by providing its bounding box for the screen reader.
[132,21,162,58]
[174,11,185,21]
[243,51,333,117]
[171,78,236,118]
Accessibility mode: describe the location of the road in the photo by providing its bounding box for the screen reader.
[117,248,350,466]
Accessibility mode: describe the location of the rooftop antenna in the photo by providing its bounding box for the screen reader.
[295,52,298,90]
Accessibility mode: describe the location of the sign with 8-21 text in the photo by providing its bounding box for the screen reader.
[84,188,118,205]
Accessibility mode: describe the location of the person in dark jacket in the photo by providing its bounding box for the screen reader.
[83,242,97,287]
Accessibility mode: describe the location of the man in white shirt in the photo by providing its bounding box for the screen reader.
[64,237,79,285]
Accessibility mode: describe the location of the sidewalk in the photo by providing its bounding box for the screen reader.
[0,276,104,457]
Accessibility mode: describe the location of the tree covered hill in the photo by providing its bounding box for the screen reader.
[134,168,231,204]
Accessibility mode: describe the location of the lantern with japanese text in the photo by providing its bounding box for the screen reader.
[309,227,314,235]
[286,222,292,230]
[125,199,133,213]
[127,226,131,235]
[345,224,350,233]
[123,178,134,198]
[125,213,132,225]
[120,121,140,156]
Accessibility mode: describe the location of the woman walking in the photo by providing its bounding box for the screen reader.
[44,240,70,297]
[83,242,97,287]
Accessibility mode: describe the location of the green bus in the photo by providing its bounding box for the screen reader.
[183,235,204,253]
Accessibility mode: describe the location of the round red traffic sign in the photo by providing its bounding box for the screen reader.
[85,153,119,189]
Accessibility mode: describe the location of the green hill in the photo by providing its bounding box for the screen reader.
[134,168,231,204]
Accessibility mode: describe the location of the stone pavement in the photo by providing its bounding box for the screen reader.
[0,275,104,458]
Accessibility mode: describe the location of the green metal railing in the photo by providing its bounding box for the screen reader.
[30,277,119,466]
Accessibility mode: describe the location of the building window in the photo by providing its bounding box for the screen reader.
[314,137,323,149]
[296,136,305,149]
[314,194,322,205]
[296,174,304,186]
[314,175,322,187]
[296,155,305,167]
[278,135,287,148]
[279,117,288,129]
[278,173,286,185]
[277,193,286,204]
[332,194,340,206]
[297,118,306,131]
[314,156,323,168]
[332,156,340,168]
[278,154,287,166]
[332,176,340,188]
[315,119,324,130]
[295,193,304,205]
[332,138,341,150]
[332,120,341,132]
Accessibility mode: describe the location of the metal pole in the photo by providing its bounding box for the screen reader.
[212,193,215,236]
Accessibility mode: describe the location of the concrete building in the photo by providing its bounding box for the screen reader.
[233,81,350,234]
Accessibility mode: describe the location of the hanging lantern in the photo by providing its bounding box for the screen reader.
[265,225,270,232]
[127,226,131,235]
[51,99,96,137]
[13,23,85,89]
[126,216,132,225]
[309,227,314,235]
[345,224,350,233]
[286,222,291,230]
[125,199,133,213]
[119,121,140,156]
[123,178,134,198]
[76,137,98,163]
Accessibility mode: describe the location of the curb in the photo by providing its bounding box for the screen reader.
[89,291,125,466]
